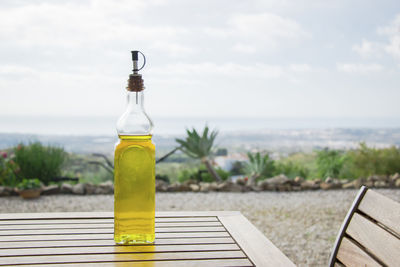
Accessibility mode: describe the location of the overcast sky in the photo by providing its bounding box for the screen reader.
[0,0,400,119]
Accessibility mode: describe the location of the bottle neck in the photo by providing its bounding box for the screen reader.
[126,91,144,111]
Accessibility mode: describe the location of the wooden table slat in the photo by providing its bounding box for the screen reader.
[0,221,222,230]
[0,217,219,225]
[0,243,240,257]
[0,250,247,265]
[0,226,226,236]
[20,258,254,267]
[0,237,235,249]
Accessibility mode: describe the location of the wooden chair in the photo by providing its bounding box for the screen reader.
[329,186,400,266]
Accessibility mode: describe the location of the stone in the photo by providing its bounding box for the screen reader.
[84,183,97,194]
[41,185,60,195]
[189,184,200,192]
[277,184,292,192]
[217,181,243,192]
[99,181,114,194]
[373,180,388,188]
[300,180,319,190]
[294,176,304,184]
[390,173,400,182]
[342,181,356,189]
[156,180,168,192]
[0,186,15,196]
[353,178,365,189]
[395,179,400,188]
[60,183,73,194]
[268,174,290,185]
[200,182,211,192]
[320,182,341,190]
[71,183,85,195]
[183,179,198,187]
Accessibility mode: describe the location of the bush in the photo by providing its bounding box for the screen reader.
[0,151,19,186]
[177,167,229,183]
[13,142,67,185]
[17,178,42,190]
[315,148,347,178]
[274,161,310,179]
[346,143,400,178]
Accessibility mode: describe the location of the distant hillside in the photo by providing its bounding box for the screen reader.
[0,128,399,155]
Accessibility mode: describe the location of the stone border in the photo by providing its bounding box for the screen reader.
[1,174,399,197]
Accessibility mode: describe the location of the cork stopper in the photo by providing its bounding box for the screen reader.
[127,74,144,92]
[126,51,146,92]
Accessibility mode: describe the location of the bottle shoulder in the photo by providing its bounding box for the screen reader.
[116,110,153,136]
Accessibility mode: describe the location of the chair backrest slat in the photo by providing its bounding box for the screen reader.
[336,237,381,267]
[358,189,400,236]
[346,213,400,266]
[329,186,400,267]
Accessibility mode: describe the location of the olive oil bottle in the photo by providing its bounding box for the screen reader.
[114,51,155,244]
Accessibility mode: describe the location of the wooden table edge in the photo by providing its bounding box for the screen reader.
[218,213,296,267]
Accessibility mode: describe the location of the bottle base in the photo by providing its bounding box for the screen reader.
[114,234,155,245]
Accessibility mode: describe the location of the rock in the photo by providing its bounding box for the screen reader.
[183,179,198,187]
[300,180,319,190]
[166,183,179,192]
[189,184,200,192]
[342,181,356,189]
[353,178,365,189]
[277,184,292,192]
[294,176,304,184]
[217,181,243,192]
[390,173,400,182]
[395,179,400,188]
[98,181,114,194]
[258,180,274,191]
[156,180,168,192]
[209,182,219,191]
[320,182,341,190]
[0,186,15,196]
[373,180,388,188]
[325,177,333,183]
[268,174,291,185]
[200,182,211,192]
[72,183,85,195]
[250,185,263,192]
[60,183,73,194]
[84,183,97,194]
[41,185,60,195]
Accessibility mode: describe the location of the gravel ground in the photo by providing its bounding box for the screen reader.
[1,189,399,266]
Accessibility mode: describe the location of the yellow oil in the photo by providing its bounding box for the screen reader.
[114,135,155,244]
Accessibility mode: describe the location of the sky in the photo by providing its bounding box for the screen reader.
[0,0,400,121]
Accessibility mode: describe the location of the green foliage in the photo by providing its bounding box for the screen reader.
[346,142,400,177]
[230,161,245,175]
[156,174,170,183]
[0,151,19,186]
[274,161,310,179]
[200,168,229,182]
[244,152,275,179]
[13,142,67,185]
[175,126,218,159]
[177,167,229,183]
[316,149,347,178]
[175,126,221,181]
[17,178,42,190]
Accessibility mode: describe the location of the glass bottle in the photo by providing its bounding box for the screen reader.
[114,51,155,244]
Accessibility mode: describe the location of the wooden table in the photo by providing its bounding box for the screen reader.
[0,211,295,266]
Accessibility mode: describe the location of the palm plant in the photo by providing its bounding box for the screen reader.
[244,152,274,185]
[175,126,221,182]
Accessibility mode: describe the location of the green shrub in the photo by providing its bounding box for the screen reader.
[274,161,310,179]
[177,167,229,183]
[316,149,347,178]
[0,151,19,186]
[346,143,400,177]
[13,142,67,185]
[17,178,42,190]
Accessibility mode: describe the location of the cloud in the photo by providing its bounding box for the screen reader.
[336,63,384,74]
[352,39,381,58]
[353,13,400,60]
[204,13,310,52]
